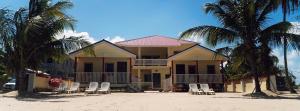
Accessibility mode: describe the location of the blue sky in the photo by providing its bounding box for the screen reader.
[1,0,300,83]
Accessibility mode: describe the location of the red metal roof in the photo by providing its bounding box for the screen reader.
[116,35,196,47]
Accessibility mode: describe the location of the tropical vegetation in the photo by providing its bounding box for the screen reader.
[180,0,300,93]
[0,0,90,95]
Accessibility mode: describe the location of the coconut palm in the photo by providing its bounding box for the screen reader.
[279,0,299,93]
[0,0,91,95]
[180,0,295,93]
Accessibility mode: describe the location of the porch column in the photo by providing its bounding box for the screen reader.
[196,60,199,83]
[138,47,141,59]
[129,58,132,83]
[74,57,78,72]
[74,57,78,81]
[171,60,174,92]
[138,69,141,82]
[102,57,105,81]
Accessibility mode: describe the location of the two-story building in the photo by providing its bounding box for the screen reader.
[69,35,227,91]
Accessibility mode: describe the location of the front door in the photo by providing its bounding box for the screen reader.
[152,73,161,88]
[117,62,127,83]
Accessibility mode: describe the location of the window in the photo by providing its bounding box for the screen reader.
[84,63,93,72]
[144,74,152,82]
[176,64,185,74]
[105,63,114,72]
[188,65,196,74]
[117,62,127,72]
[207,65,216,74]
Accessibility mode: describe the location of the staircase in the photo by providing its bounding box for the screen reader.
[126,84,143,93]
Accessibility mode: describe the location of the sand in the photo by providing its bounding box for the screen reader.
[0,92,299,111]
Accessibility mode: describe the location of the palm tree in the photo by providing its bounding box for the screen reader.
[0,0,91,95]
[279,0,299,93]
[180,0,293,93]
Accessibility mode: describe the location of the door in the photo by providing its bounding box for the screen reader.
[152,73,161,88]
[117,62,127,83]
[188,65,197,83]
[105,63,114,82]
[176,64,185,83]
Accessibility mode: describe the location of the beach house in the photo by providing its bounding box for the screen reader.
[69,35,227,91]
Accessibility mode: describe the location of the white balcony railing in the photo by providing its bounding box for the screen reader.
[75,72,130,84]
[175,74,223,83]
[135,59,168,66]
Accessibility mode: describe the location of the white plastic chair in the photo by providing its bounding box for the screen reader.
[200,84,215,95]
[98,82,111,94]
[85,82,99,94]
[189,83,204,95]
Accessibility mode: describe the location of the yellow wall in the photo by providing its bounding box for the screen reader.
[234,81,242,92]
[225,76,275,93]
[168,44,196,56]
[70,41,135,58]
[34,76,50,89]
[226,82,234,92]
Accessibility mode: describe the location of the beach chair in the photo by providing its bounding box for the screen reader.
[85,82,99,94]
[67,82,80,94]
[189,83,204,95]
[56,82,68,93]
[98,82,111,94]
[200,84,215,95]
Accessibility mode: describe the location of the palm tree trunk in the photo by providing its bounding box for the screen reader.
[16,69,27,96]
[283,38,297,93]
[248,49,261,93]
[283,11,297,94]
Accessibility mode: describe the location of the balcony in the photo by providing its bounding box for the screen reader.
[135,59,168,66]
[175,74,223,83]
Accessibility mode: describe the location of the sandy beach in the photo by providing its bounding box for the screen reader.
[0,92,299,111]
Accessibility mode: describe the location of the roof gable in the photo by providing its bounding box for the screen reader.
[168,44,227,61]
[116,35,196,47]
[69,40,136,58]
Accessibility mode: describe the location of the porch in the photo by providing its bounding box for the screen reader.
[174,74,223,83]
[75,72,131,84]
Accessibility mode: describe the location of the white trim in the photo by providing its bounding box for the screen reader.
[168,45,227,60]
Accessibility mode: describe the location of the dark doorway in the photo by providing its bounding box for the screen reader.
[105,63,114,72]
[84,63,93,72]
[144,74,152,82]
[117,62,127,72]
[176,64,185,74]
[152,73,161,88]
[207,65,216,74]
[188,65,196,74]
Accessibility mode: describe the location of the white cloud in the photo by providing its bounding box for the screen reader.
[55,30,97,43]
[104,36,125,43]
[289,22,300,35]
[273,48,300,83]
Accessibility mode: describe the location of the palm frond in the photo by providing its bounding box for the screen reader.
[180,25,237,47]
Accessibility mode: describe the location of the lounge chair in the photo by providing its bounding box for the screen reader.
[67,82,80,94]
[56,82,68,93]
[85,82,99,94]
[200,84,215,95]
[189,83,204,95]
[98,82,111,94]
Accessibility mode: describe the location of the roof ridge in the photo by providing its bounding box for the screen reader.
[115,35,197,44]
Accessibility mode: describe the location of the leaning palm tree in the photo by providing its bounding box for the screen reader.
[0,0,91,95]
[180,0,293,93]
[279,0,299,93]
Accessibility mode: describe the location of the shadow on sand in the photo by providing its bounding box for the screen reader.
[10,92,102,102]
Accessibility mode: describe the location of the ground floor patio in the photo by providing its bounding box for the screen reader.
[1,92,299,111]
